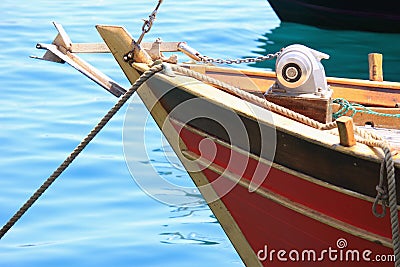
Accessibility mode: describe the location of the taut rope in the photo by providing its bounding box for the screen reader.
[0,63,164,240]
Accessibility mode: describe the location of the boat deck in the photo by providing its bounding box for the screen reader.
[363,127,400,150]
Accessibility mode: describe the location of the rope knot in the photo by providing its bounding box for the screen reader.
[373,184,389,218]
[375,184,389,203]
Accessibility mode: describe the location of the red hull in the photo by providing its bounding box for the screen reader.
[207,168,393,266]
[173,119,396,266]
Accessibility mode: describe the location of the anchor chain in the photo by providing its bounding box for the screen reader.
[137,0,163,44]
[0,63,164,240]
[196,50,282,65]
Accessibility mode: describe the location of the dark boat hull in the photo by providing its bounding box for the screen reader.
[266,0,400,32]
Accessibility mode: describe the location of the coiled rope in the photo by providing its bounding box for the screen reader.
[0,63,164,240]
[169,64,399,266]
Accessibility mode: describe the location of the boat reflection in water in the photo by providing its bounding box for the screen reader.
[251,22,400,82]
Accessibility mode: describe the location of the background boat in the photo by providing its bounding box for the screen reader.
[251,22,400,82]
[266,0,400,32]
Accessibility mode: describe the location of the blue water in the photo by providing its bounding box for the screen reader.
[0,1,399,266]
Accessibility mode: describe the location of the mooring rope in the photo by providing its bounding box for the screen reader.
[0,63,164,240]
[333,98,400,120]
[169,64,399,265]
[171,65,338,130]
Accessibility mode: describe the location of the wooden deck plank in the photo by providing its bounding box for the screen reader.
[183,64,400,108]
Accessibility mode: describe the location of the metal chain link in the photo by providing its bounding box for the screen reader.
[130,0,282,66]
[124,0,163,62]
[129,0,281,66]
[197,49,283,65]
[137,0,163,44]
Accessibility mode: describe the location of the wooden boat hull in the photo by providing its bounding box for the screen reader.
[32,21,400,267]
[266,0,400,32]
[93,25,400,266]
[135,72,398,266]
